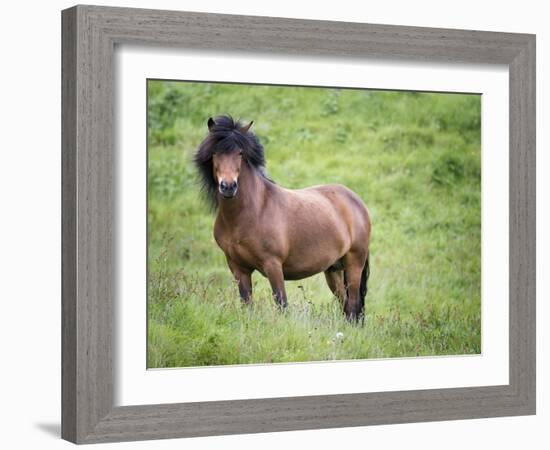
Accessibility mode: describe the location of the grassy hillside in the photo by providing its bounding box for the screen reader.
[147,80,481,368]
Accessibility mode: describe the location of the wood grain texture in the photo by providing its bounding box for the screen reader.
[61,7,77,443]
[508,37,536,409]
[62,5,114,442]
[61,4,536,444]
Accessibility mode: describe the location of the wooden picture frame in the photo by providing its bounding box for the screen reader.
[61,5,536,444]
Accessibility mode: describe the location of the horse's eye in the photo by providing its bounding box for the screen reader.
[239,151,243,156]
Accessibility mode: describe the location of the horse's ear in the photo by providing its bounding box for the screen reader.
[207,117,215,131]
[240,121,254,134]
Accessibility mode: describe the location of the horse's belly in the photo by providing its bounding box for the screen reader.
[282,262,337,280]
[280,218,350,279]
[282,268,324,281]
[282,247,343,280]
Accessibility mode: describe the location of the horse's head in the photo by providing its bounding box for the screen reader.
[208,117,253,199]
[212,151,240,198]
[194,115,266,209]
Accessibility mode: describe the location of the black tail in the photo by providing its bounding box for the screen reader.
[359,253,370,315]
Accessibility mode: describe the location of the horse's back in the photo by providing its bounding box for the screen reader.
[301,183,370,236]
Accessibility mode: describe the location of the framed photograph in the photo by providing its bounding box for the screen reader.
[61,5,536,444]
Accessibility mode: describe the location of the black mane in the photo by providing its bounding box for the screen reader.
[194,115,269,209]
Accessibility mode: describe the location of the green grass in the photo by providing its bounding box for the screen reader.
[147,80,481,368]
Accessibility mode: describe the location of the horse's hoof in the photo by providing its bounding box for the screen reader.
[276,302,288,311]
[345,312,364,325]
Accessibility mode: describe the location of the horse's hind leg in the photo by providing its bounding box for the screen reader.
[342,252,367,322]
[324,270,346,308]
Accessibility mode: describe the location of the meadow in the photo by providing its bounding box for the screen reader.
[147,80,481,368]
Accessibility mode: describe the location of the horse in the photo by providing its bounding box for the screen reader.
[194,115,371,321]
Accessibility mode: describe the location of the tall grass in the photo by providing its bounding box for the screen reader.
[147,80,481,368]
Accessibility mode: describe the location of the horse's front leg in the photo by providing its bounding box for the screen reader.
[227,258,253,304]
[263,261,287,309]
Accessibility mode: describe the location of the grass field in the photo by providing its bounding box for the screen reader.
[147,80,481,368]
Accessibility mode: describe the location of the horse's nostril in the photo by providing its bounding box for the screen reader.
[220,180,237,193]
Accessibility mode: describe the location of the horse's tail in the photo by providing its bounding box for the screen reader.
[359,253,370,315]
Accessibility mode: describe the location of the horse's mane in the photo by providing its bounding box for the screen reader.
[194,115,270,210]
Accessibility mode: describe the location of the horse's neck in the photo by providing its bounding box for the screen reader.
[217,163,266,224]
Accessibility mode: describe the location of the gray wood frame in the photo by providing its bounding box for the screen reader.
[61,4,536,444]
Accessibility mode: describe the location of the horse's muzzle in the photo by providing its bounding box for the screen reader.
[219,180,238,198]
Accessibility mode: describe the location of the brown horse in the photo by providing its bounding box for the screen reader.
[194,115,371,321]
